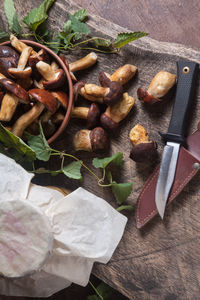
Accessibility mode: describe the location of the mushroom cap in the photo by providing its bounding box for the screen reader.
[90,127,108,151]
[87,103,100,129]
[99,71,111,87]
[0,78,29,103]
[130,141,157,162]
[8,67,32,79]
[73,80,86,101]
[51,91,68,109]
[100,113,119,132]
[137,88,160,105]
[104,81,123,106]
[42,69,66,90]
[0,46,19,78]
[29,89,58,113]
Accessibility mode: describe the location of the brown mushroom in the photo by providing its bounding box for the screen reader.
[71,103,100,129]
[8,46,32,79]
[69,52,97,72]
[73,127,108,152]
[36,61,65,90]
[129,124,157,162]
[11,89,58,137]
[100,92,135,131]
[51,91,68,109]
[81,81,123,105]
[137,71,176,104]
[28,49,50,81]
[10,34,36,55]
[0,46,19,78]
[99,64,137,86]
[0,77,30,121]
[59,55,77,82]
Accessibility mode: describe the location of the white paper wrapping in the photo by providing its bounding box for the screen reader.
[0,154,128,297]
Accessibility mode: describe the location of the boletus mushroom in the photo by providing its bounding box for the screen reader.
[99,64,137,86]
[36,61,65,90]
[129,124,157,162]
[11,89,58,137]
[73,127,108,152]
[8,46,32,79]
[71,103,100,129]
[0,45,19,78]
[137,71,176,104]
[100,92,135,131]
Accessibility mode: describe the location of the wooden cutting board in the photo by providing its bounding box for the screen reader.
[1,1,200,299]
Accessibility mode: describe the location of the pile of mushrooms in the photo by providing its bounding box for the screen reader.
[73,64,137,152]
[0,35,98,139]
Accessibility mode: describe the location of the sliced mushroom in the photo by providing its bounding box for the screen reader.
[99,64,137,86]
[100,92,135,131]
[137,71,176,104]
[8,46,32,79]
[0,46,19,78]
[73,127,108,152]
[11,89,58,137]
[36,61,65,90]
[129,124,157,162]
[71,103,100,129]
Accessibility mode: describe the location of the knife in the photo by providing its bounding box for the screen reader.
[155,60,199,219]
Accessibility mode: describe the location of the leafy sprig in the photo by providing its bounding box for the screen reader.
[1,0,147,53]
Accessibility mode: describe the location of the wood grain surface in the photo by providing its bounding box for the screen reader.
[1,1,200,300]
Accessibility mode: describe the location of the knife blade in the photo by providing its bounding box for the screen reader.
[155,60,199,219]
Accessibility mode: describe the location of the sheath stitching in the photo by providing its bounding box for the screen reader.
[137,167,197,226]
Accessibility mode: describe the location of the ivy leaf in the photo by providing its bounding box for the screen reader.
[0,123,36,163]
[111,182,133,204]
[12,12,22,35]
[4,0,16,31]
[73,8,88,22]
[26,122,51,161]
[0,30,9,42]
[93,152,123,169]
[23,0,55,32]
[116,205,135,212]
[68,12,91,37]
[112,31,147,48]
[62,161,82,180]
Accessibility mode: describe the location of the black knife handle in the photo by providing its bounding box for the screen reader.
[160,60,199,144]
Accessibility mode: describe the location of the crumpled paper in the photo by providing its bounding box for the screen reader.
[0,154,127,297]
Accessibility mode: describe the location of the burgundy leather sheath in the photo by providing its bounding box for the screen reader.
[136,127,200,229]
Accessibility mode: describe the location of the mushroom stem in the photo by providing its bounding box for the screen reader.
[74,129,92,151]
[84,84,109,97]
[10,34,36,55]
[110,64,137,85]
[69,52,97,72]
[0,93,19,121]
[36,61,56,81]
[0,73,6,80]
[8,47,32,78]
[80,87,104,103]
[71,107,89,119]
[11,102,45,137]
[17,47,33,70]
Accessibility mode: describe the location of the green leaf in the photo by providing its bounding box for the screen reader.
[25,122,51,161]
[23,0,55,32]
[88,281,113,300]
[73,8,88,22]
[0,29,9,42]
[93,38,112,48]
[12,12,22,35]
[62,161,82,180]
[4,0,16,31]
[111,182,133,204]
[63,20,72,34]
[68,12,91,37]
[112,31,147,48]
[116,205,135,212]
[0,123,36,163]
[93,152,123,169]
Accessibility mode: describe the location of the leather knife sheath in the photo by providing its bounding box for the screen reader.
[136,126,200,229]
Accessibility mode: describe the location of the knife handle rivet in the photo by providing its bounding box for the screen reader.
[182,66,190,74]
[193,163,200,170]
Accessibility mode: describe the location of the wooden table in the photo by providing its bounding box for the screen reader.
[1,1,200,300]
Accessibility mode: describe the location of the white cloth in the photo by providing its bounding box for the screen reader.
[0,154,127,297]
